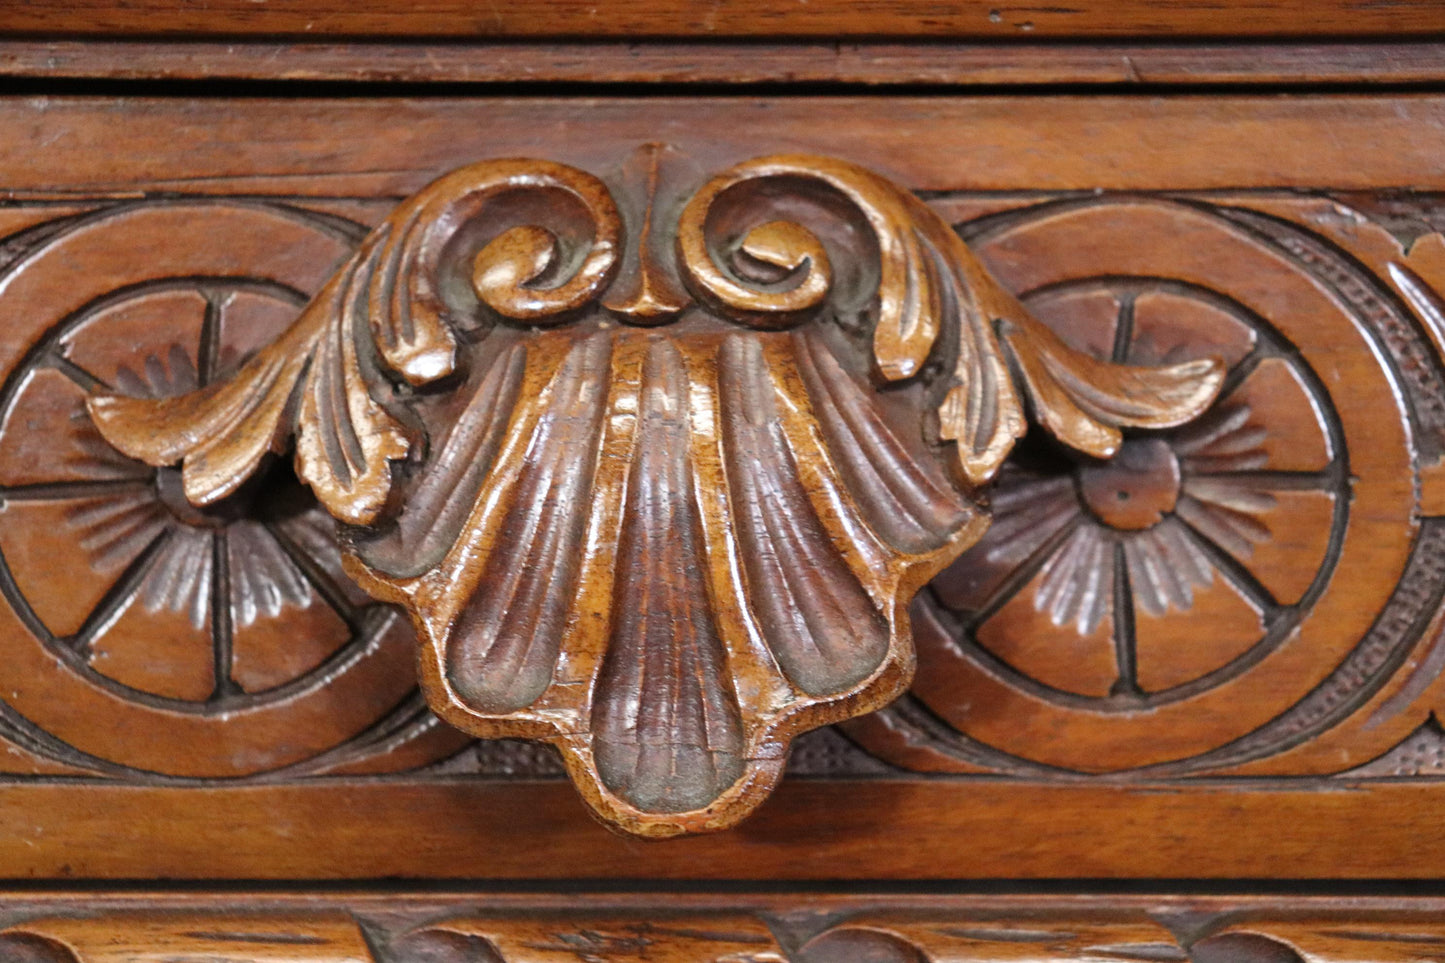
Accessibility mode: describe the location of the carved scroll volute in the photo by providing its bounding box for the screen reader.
[86,159,622,527]
[85,150,1225,838]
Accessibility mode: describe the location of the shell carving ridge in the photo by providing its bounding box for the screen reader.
[85,151,1226,837]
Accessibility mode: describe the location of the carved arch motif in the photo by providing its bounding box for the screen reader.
[2,906,1441,963]
[85,150,1224,835]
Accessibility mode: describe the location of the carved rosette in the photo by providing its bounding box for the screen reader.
[846,194,1445,780]
[84,148,1223,835]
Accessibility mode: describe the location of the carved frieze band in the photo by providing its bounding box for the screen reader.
[65,148,1224,836]
[0,148,1443,828]
[2,904,1441,963]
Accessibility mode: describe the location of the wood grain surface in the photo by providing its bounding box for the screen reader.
[1,96,1442,197]
[0,93,1442,876]
[1,894,1444,962]
[2,41,1444,85]
[2,780,1445,879]
[1,0,1443,39]
[80,145,1220,837]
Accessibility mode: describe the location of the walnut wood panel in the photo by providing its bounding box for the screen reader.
[76,147,1220,836]
[0,94,1443,874]
[8,780,1445,879]
[3,0,1444,39]
[4,41,1445,86]
[0,894,1444,962]
[3,97,1444,199]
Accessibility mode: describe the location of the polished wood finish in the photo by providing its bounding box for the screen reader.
[0,93,1441,871]
[3,41,1445,86]
[2,0,1443,39]
[0,0,1437,954]
[3,894,1445,962]
[1,97,1440,196]
[7,780,1445,879]
[82,148,1219,836]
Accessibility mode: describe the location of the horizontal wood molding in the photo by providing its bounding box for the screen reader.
[3,893,1445,962]
[2,41,1445,86]
[1,0,1444,39]
[1,780,1445,879]
[3,96,1445,197]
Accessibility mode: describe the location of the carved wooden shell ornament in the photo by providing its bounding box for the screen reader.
[85,148,1225,837]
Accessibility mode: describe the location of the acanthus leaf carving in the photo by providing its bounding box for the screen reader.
[88,160,622,527]
[677,155,1223,487]
[84,149,1225,836]
[7,905,1444,963]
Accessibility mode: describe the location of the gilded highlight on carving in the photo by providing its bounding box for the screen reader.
[85,147,1225,836]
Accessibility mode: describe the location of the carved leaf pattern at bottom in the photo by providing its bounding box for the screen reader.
[3,908,1442,963]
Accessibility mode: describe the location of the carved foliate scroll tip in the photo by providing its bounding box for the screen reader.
[986,302,1228,465]
[472,224,559,320]
[739,220,830,277]
[878,354,920,381]
[371,301,461,389]
[1157,355,1230,423]
[294,431,410,528]
[84,341,308,508]
[393,346,456,385]
[937,383,1026,488]
[83,393,147,455]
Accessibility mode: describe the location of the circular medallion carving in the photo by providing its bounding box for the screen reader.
[0,203,431,778]
[858,197,1425,774]
[933,272,1349,707]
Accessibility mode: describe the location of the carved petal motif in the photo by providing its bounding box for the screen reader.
[86,151,1225,836]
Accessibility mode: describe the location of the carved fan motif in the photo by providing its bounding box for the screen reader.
[85,150,1225,835]
[0,281,369,703]
[932,279,1344,699]
[0,202,442,781]
[845,196,1430,779]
